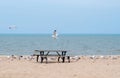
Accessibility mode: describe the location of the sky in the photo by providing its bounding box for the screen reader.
[0,0,120,34]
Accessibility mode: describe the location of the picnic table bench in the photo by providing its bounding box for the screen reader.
[34,50,70,63]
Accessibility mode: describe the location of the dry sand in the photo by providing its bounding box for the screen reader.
[0,55,120,78]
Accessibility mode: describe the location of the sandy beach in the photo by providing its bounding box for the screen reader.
[0,55,120,78]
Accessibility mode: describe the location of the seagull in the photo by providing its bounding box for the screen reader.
[9,25,16,30]
[52,30,58,39]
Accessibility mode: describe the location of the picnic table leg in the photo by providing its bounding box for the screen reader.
[41,56,48,63]
[58,56,60,62]
[45,57,48,63]
[67,56,70,63]
[36,55,39,62]
[61,51,66,63]
[41,57,44,63]
[62,57,65,63]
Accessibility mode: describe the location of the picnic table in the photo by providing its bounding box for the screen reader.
[34,50,70,63]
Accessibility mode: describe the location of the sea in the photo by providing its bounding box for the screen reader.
[0,34,120,56]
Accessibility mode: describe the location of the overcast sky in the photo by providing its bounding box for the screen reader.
[0,0,120,34]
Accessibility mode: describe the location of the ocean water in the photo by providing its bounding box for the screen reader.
[0,34,120,56]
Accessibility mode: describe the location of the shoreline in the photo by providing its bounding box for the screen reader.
[0,55,120,62]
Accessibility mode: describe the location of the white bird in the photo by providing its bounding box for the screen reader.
[52,30,58,39]
[9,25,16,30]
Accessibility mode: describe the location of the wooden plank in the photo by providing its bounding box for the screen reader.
[34,50,67,52]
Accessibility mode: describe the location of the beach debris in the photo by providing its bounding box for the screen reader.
[10,55,16,61]
[100,56,104,58]
[20,55,35,61]
[27,55,35,61]
[18,55,23,60]
[7,56,10,59]
[90,55,96,59]
[111,56,118,60]
[49,57,56,61]
[71,56,80,61]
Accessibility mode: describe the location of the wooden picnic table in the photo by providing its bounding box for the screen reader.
[34,50,70,63]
